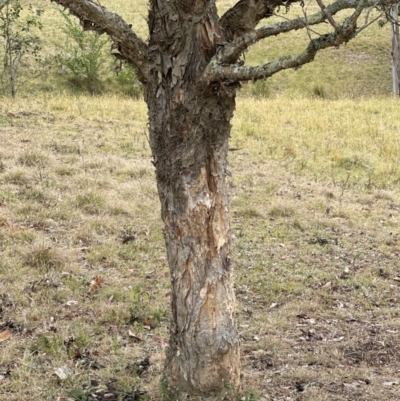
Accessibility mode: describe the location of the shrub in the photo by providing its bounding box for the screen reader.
[55,9,109,94]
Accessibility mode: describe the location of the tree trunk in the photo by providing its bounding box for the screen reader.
[146,83,240,400]
[391,4,400,97]
[42,0,400,399]
[145,47,240,401]
[142,3,241,399]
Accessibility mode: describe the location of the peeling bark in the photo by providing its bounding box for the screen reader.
[220,0,301,41]
[147,79,241,399]
[145,3,240,397]
[48,0,400,399]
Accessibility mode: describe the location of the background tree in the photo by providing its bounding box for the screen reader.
[49,0,400,400]
[390,4,400,95]
[54,8,142,97]
[55,9,109,94]
[0,0,43,97]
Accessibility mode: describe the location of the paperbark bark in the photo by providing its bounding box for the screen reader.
[145,58,240,401]
[144,4,241,398]
[49,0,395,399]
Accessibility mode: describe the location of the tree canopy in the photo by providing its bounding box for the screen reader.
[51,0,399,85]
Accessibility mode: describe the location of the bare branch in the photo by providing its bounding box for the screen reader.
[0,0,10,12]
[301,1,316,41]
[206,31,351,82]
[219,0,302,41]
[315,0,341,32]
[50,0,151,83]
[205,0,400,81]
[204,0,393,82]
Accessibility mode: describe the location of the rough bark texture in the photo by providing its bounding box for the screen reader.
[145,2,240,398]
[48,0,400,399]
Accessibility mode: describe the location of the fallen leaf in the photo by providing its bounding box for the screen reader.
[343,381,361,388]
[54,366,72,380]
[0,329,10,342]
[296,314,316,324]
[122,234,137,244]
[89,276,104,293]
[128,331,143,342]
[330,336,344,342]
[296,313,309,319]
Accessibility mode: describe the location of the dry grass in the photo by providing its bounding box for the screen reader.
[1,94,400,401]
[2,3,400,401]
[14,0,394,98]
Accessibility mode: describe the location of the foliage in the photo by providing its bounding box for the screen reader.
[250,79,271,98]
[0,0,44,97]
[54,9,142,97]
[114,61,142,98]
[55,10,109,94]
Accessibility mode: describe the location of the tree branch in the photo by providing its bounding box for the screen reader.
[50,0,151,83]
[219,0,302,41]
[205,31,348,82]
[205,0,400,82]
[315,0,341,33]
[0,0,11,12]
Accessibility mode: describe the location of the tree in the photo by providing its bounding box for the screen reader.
[0,0,43,97]
[56,9,109,94]
[49,1,400,399]
[390,4,400,95]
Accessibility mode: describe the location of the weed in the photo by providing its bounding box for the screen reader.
[3,169,28,185]
[312,84,327,98]
[29,333,65,356]
[22,242,65,270]
[0,1,44,97]
[250,80,271,98]
[269,205,295,218]
[18,151,47,167]
[19,187,46,202]
[55,143,82,155]
[74,191,105,215]
[238,209,264,219]
[242,390,260,401]
[55,166,75,176]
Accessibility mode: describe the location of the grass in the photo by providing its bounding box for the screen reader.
[13,0,394,98]
[1,94,400,401]
[1,1,400,400]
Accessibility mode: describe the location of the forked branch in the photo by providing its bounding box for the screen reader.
[315,0,341,32]
[205,0,399,82]
[50,0,151,82]
[0,0,11,12]
[219,0,302,41]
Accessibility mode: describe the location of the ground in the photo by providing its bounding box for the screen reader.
[1,95,400,401]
